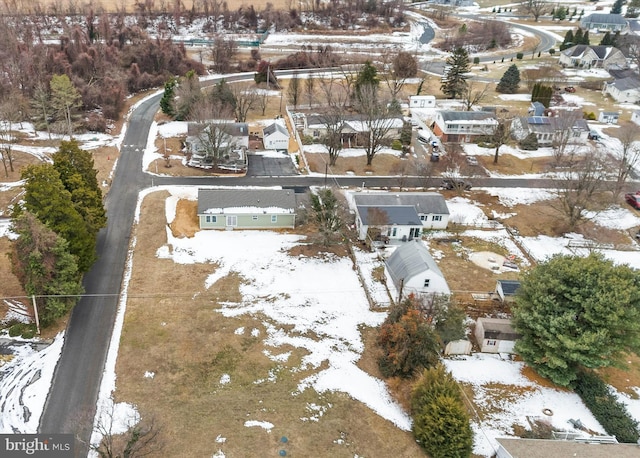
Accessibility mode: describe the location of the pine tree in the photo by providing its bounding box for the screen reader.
[600,31,613,46]
[560,29,574,51]
[583,30,590,45]
[574,28,584,45]
[21,164,96,272]
[354,60,380,101]
[160,77,177,116]
[53,140,107,237]
[50,74,82,137]
[532,83,553,107]
[11,211,83,326]
[626,0,640,18]
[513,253,640,387]
[441,47,471,99]
[611,0,624,14]
[496,64,520,94]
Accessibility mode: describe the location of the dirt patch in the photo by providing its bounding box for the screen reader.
[598,354,640,399]
[286,242,349,258]
[169,199,199,238]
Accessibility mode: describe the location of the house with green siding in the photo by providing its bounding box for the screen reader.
[197,188,297,230]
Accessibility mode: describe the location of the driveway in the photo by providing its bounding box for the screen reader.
[247,153,299,176]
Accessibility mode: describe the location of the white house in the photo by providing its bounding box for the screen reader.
[511,115,589,147]
[602,76,640,103]
[558,45,627,70]
[262,122,290,151]
[474,318,520,354]
[409,95,436,108]
[385,241,451,298]
[631,111,640,126]
[352,192,449,241]
[598,111,620,124]
[432,110,498,142]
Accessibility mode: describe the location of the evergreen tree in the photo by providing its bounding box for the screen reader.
[531,83,552,107]
[53,140,107,238]
[354,61,380,101]
[611,0,624,14]
[495,64,520,94]
[583,30,590,45]
[160,77,177,116]
[411,365,473,458]
[11,211,83,326]
[441,47,471,99]
[560,29,574,51]
[513,253,640,387]
[626,0,640,18]
[600,31,613,46]
[50,74,82,136]
[574,28,584,45]
[21,164,96,272]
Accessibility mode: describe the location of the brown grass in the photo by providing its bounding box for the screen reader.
[598,354,640,399]
[169,199,199,238]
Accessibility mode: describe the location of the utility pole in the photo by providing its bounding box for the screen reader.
[32,295,40,335]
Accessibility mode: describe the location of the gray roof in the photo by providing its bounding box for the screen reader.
[496,438,640,458]
[530,101,545,116]
[385,242,445,289]
[562,44,618,59]
[438,110,495,122]
[357,205,421,225]
[581,13,628,25]
[197,188,296,214]
[188,122,249,137]
[497,280,521,296]
[353,192,449,215]
[263,122,289,137]
[517,115,588,134]
[607,76,640,91]
[601,111,620,116]
[477,318,520,340]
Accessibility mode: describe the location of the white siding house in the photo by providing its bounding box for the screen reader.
[409,95,436,108]
[598,111,620,124]
[262,122,290,151]
[474,318,520,354]
[385,241,451,298]
[602,76,640,103]
[632,111,640,126]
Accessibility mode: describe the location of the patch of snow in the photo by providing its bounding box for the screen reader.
[234,327,245,335]
[244,420,274,431]
[144,371,155,379]
[220,374,231,385]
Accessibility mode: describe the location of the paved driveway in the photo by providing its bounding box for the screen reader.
[247,153,298,176]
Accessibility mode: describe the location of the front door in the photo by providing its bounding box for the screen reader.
[226,215,237,227]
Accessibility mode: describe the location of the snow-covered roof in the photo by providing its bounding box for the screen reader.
[197,189,296,214]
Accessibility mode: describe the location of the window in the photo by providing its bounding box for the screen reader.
[252,215,258,221]
[205,215,217,223]
[313,130,320,138]
[432,215,442,222]
[423,279,430,288]
[420,215,426,221]
[487,340,497,346]
[226,215,237,227]
[271,215,277,223]
[391,227,397,237]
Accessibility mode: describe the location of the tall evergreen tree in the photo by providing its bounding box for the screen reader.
[495,64,521,94]
[50,74,82,137]
[441,47,471,99]
[21,164,96,272]
[600,31,613,46]
[11,211,83,326]
[53,140,106,238]
[531,83,553,107]
[574,28,584,45]
[160,77,177,117]
[560,29,574,51]
[513,253,640,387]
[583,30,590,45]
[611,0,624,14]
[354,60,380,101]
[626,0,640,17]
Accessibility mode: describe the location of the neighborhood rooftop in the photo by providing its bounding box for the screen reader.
[386,242,445,289]
[197,189,297,214]
[353,192,450,215]
[356,205,422,225]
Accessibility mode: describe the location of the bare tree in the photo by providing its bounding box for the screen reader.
[610,125,640,200]
[195,122,238,167]
[525,0,548,22]
[461,81,490,111]
[256,84,269,116]
[491,115,511,164]
[381,50,418,101]
[354,84,398,166]
[304,75,315,108]
[91,403,162,458]
[551,110,583,166]
[552,148,607,229]
[230,83,258,122]
[319,105,348,167]
[209,35,237,74]
[287,72,301,109]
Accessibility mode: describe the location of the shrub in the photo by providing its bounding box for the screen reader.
[574,371,639,443]
[549,48,556,55]
[516,52,523,60]
[302,135,314,145]
[473,57,480,64]
[391,139,403,150]
[518,133,539,150]
[8,323,37,339]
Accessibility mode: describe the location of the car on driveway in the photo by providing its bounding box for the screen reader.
[625,192,640,209]
[564,86,576,93]
[442,178,472,190]
[466,156,479,166]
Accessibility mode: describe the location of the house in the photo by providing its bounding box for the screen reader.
[475,318,520,353]
[602,75,640,103]
[431,110,498,142]
[187,121,249,152]
[559,45,627,70]
[496,438,640,458]
[632,110,640,126]
[409,95,436,108]
[580,13,629,32]
[495,280,521,303]
[300,114,404,147]
[511,115,589,147]
[598,111,620,124]
[262,121,290,151]
[352,192,450,241]
[197,188,297,230]
[385,241,451,298]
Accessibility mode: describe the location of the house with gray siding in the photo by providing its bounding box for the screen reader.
[197,188,297,230]
[580,13,629,32]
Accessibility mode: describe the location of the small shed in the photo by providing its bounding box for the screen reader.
[262,122,290,151]
[475,317,520,354]
[598,111,620,124]
[409,95,436,108]
[385,241,451,299]
[631,110,640,126]
[495,280,521,303]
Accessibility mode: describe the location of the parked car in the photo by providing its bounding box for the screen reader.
[442,178,472,190]
[588,130,600,141]
[466,156,479,166]
[564,86,576,93]
[430,152,440,162]
[625,192,640,209]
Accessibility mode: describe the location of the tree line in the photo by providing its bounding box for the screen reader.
[10,140,105,328]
